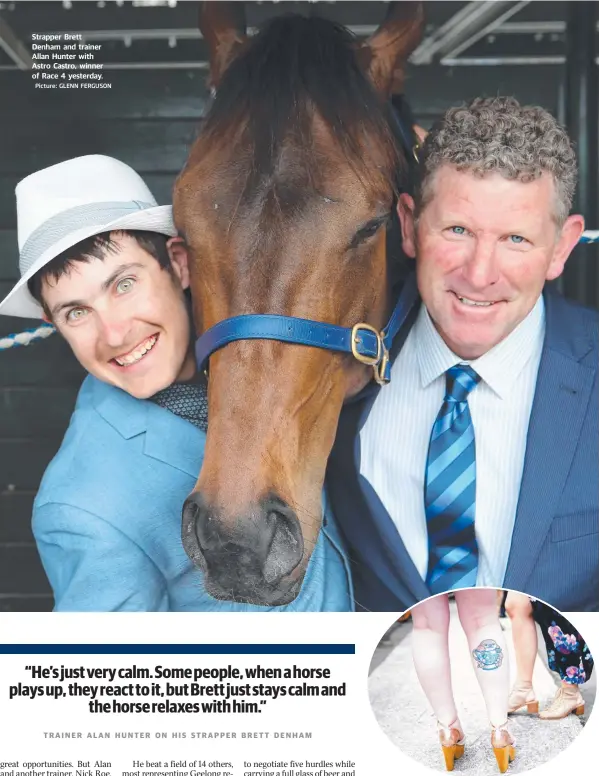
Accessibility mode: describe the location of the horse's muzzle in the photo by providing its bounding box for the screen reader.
[181,492,305,606]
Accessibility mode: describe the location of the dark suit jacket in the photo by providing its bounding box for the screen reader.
[326,280,599,612]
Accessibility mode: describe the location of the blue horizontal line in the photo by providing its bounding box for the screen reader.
[0,643,355,655]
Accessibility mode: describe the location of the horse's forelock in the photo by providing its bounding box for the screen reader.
[200,14,403,208]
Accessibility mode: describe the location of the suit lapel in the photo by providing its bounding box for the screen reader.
[143,403,205,479]
[357,433,432,602]
[503,288,596,591]
[91,376,204,480]
[328,388,429,608]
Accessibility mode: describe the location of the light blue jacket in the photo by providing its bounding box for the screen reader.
[33,376,354,612]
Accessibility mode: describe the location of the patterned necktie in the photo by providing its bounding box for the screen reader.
[149,382,209,432]
[425,364,481,593]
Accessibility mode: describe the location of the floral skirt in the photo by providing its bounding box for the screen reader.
[532,601,594,685]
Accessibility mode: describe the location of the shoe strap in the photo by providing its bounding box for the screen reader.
[437,718,465,745]
[491,721,515,747]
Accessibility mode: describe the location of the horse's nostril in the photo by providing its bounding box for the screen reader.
[181,494,210,572]
[183,497,200,526]
[185,496,220,553]
[262,506,303,584]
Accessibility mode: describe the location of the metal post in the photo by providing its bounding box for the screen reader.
[564,1,598,307]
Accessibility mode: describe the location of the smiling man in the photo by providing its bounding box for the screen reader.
[36,230,195,399]
[0,155,352,611]
[328,97,598,612]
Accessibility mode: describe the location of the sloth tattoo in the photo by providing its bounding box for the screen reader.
[472,639,504,670]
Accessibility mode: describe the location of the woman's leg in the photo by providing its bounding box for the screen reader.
[411,593,457,726]
[533,605,592,719]
[455,588,510,728]
[504,592,537,691]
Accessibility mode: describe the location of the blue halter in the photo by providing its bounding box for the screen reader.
[195,273,417,385]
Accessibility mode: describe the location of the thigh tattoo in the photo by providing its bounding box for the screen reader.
[472,639,503,670]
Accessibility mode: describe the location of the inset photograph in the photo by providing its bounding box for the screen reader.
[369,589,595,773]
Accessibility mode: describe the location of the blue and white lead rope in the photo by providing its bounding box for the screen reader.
[0,321,55,350]
[1,230,599,351]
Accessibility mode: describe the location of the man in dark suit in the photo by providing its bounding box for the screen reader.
[327,96,598,613]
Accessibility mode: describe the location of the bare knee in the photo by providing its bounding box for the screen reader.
[456,590,498,635]
[505,592,533,620]
[411,594,450,633]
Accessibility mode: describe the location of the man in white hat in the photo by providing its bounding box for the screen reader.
[0,155,352,612]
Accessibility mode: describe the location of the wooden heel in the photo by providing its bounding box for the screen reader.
[438,720,465,770]
[442,745,456,771]
[575,704,585,715]
[527,700,539,713]
[493,745,515,773]
[442,742,465,770]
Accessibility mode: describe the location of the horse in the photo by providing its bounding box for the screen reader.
[173,1,424,606]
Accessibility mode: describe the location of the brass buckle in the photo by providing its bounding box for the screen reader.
[351,323,382,366]
[373,345,390,386]
[412,141,421,164]
[351,323,391,385]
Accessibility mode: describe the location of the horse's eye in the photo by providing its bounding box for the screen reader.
[360,221,383,239]
[350,216,388,249]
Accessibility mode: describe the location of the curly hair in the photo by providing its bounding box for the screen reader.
[415,96,577,226]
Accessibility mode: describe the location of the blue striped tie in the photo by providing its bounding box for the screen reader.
[425,364,481,593]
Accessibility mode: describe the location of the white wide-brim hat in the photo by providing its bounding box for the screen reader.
[0,154,177,319]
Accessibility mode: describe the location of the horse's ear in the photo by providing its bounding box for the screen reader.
[357,1,424,96]
[199,0,247,90]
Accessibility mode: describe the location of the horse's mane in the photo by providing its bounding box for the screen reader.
[201,15,403,207]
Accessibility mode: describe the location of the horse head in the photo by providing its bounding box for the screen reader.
[174,1,423,606]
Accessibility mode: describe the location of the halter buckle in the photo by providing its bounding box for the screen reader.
[351,323,390,385]
[351,323,382,366]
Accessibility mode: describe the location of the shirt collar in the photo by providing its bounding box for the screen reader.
[415,295,546,399]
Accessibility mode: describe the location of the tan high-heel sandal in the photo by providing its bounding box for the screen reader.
[539,684,585,719]
[491,720,516,773]
[508,683,539,714]
[438,718,465,771]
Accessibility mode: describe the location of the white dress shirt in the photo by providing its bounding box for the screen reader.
[359,296,546,586]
